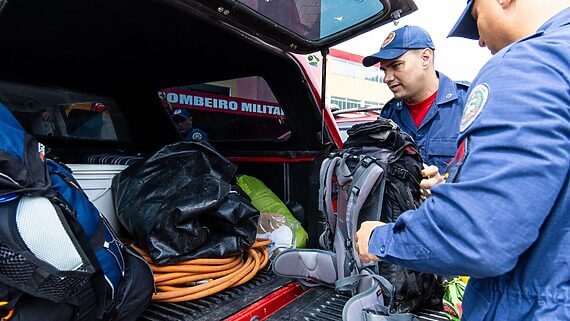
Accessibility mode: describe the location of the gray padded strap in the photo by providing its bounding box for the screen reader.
[346,158,384,269]
[335,154,352,226]
[272,249,338,286]
[333,155,355,279]
[334,225,351,280]
[318,157,333,249]
[342,274,409,321]
[323,156,340,232]
[318,157,331,221]
[335,273,366,293]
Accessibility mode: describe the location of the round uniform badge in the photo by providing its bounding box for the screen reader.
[382,32,396,48]
[460,84,489,132]
[192,132,203,140]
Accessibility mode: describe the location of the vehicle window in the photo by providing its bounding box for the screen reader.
[239,0,384,40]
[0,81,131,141]
[160,76,291,142]
[331,96,361,110]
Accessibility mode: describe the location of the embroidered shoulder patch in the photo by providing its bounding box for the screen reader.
[460,84,489,132]
[192,132,203,140]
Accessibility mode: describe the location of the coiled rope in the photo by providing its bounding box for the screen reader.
[131,239,271,302]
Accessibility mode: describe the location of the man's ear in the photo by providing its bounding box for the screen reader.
[497,0,512,8]
[420,48,433,68]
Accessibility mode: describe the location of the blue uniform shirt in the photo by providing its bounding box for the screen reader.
[369,8,570,320]
[380,72,469,170]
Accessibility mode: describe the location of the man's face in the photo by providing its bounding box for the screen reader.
[41,111,50,121]
[175,117,192,135]
[380,50,428,100]
[471,0,512,54]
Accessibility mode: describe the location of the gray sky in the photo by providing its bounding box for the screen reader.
[333,0,492,82]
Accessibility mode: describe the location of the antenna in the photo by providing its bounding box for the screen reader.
[320,48,329,145]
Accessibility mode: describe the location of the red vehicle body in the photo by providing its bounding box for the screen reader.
[332,107,383,141]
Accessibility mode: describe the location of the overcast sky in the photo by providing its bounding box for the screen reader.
[333,0,492,82]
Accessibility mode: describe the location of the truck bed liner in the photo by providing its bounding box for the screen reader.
[267,286,449,321]
[138,270,289,321]
[140,271,449,321]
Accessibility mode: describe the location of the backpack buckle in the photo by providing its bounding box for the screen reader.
[349,259,356,272]
[360,156,373,168]
[390,166,408,179]
[351,186,360,196]
[345,239,352,250]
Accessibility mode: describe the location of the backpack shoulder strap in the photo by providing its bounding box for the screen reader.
[318,155,337,249]
[345,156,385,270]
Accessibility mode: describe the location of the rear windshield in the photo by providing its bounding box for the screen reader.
[160,76,291,142]
[238,0,385,40]
[0,81,132,142]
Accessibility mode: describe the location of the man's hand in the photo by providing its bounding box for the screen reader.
[355,221,385,263]
[420,164,446,199]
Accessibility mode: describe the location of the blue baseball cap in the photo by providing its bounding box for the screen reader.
[171,108,191,121]
[448,0,479,39]
[362,25,435,67]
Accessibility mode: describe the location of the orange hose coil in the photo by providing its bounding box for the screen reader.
[131,239,271,302]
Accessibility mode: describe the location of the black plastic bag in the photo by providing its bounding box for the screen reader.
[112,141,259,265]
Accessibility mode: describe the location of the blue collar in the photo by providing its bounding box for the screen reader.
[391,71,459,110]
[499,7,570,57]
[435,72,460,106]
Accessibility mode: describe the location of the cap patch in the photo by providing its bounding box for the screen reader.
[173,109,183,115]
[382,32,396,48]
[460,84,488,132]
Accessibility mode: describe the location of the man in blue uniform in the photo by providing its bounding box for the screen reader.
[356,1,570,320]
[171,108,208,142]
[363,25,469,171]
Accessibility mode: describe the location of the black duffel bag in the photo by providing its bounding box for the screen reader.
[112,141,259,266]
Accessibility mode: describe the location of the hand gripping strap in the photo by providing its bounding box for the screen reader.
[272,249,338,286]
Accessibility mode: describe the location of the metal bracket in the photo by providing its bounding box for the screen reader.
[390,9,402,26]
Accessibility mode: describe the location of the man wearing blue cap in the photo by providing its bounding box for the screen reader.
[356,1,570,320]
[171,108,208,142]
[363,25,469,173]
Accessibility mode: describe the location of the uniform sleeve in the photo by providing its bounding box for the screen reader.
[369,53,570,278]
[200,129,208,140]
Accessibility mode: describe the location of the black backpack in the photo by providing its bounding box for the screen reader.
[273,118,436,321]
[0,103,154,321]
[341,118,437,313]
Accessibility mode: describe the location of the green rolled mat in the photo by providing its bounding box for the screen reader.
[443,277,467,321]
[236,174,308,248]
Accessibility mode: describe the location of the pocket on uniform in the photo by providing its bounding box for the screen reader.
[461,282,491,321]
[427,139,457,157]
